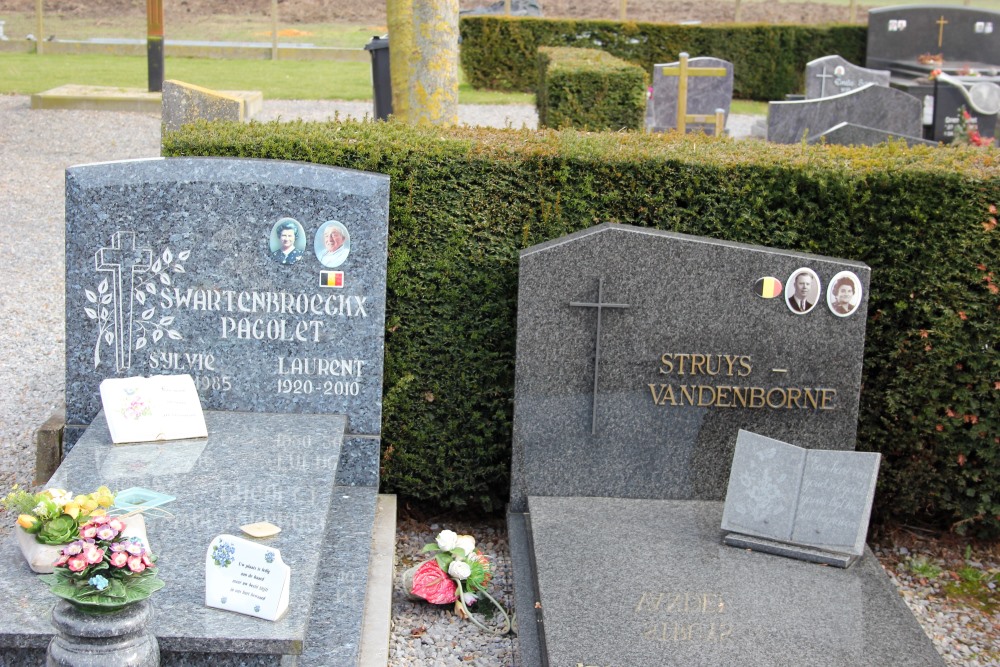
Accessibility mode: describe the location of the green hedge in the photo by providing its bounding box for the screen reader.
[460,16,867,101]
[164,122,1000,536]
[537,47,647,130]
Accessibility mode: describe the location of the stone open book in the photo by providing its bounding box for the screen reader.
[721,430,881,567]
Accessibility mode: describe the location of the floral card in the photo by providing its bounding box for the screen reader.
[99,375,207,444]
[205,535,290,622]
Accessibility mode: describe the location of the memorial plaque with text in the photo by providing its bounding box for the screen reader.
[721,430,881,559]
[64,158,389,448]
[510,223,870,511]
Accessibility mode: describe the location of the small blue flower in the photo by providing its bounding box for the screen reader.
[212,541,236,568]
[88,575,109,591]
[221,596,227,604]
[254,605,261,613]
[265,552,275,564]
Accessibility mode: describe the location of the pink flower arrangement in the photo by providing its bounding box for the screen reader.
[41,515,164,609]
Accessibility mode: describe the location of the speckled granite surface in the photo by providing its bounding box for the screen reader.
[0,410,379,665]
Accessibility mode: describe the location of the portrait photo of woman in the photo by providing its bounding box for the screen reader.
[827,271,862,317]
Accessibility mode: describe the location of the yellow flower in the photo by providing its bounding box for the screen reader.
[80,497,99,512]
[89,509,106,517]
[92,486,115,507]
[63,502,81,520]
[16,514,37,529]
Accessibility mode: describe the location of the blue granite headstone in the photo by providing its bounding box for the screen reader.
[63,158,389,449]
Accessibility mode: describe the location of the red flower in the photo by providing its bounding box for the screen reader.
[410,560,457,604]
[109,552,129,568]
[127,556,146,573]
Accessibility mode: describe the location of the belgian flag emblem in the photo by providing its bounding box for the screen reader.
[320,271,344,288]
[754,277,783,298]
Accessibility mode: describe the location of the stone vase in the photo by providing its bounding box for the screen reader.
[47,599,159,667]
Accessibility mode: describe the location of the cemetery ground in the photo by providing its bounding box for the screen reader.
[0,4,998,667]
[0,94,998,665]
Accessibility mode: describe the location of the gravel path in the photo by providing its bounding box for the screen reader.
[0,94,995,666]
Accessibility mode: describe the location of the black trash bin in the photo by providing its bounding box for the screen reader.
[364,35,392,120]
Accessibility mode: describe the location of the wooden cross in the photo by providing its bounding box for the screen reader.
[570,277,629,435]
[815,66,834,98]
[936,15,949,48]
[96,231,152,371]
[659,52,727,134]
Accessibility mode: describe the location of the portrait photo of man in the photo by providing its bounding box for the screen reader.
[314,220,351,268]
[269,218,305,265]
[827,271,862,317]
[785,268,820,315]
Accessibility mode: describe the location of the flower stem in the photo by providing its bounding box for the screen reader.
[455,581,511,635]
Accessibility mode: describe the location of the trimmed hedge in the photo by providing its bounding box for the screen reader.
[537,47,647,131]
[163,122,1000,536]
[460,16,867,101]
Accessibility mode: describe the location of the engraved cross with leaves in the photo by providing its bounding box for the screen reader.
[85,243,189,369]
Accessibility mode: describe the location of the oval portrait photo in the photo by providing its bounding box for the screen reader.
[784,268,820,315]
[269,218,306,265]
[315,220,351,268]
[827,271,863,317]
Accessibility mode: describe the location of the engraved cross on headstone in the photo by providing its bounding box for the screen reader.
[569,277,629,435]
[95,231,153,371]
[815,66,834,98]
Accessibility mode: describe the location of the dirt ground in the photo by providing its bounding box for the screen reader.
[0,0,869,26]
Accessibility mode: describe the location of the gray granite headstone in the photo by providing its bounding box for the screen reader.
[809,121,937,147]
[64,157,389,449]
[720,430,880,566]
[511,497,945,667]
[650,56,733,134]
[510,223,870,512]
[805,55,891,99]
[867,5,1000,74]
[767,83,922,144]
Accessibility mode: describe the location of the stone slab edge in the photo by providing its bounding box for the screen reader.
[507,511,546,667]
[34,408,65,485]
[358,494,397,667]
[0,40,368,61]
[31,85,262,116]
[723,533,856,568]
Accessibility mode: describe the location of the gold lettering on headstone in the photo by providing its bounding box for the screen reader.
[637,590,734,643]
[649,352,837,410]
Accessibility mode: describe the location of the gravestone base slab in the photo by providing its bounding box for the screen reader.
[0,411,390,667]
[510,496,943,667]
[723,533,856,568]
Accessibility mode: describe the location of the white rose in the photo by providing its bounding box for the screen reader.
[448,560,471,580]
[455,534,476,556]
[435,529,458,551]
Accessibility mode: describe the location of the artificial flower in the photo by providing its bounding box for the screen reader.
[463,592,479,607]
[16,514,38,530]
[67,556,88,572]
[455,534,476,556]
[448,560,472,580]
[88,575,109,591]
[410,559,458,604]
[109,552,129,568]
[37,515,79,545]
[127,556,146,573]
[435,529,458,551]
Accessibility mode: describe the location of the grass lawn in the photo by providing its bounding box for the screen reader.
[0,53,534,104]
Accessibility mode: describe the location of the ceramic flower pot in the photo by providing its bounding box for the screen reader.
[17,515,148,574]
[47,598,159,667]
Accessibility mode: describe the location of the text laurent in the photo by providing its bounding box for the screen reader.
[277,358,366,377]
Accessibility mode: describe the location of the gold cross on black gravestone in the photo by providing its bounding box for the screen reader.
[569,277,629,435]
[937,15,949,48]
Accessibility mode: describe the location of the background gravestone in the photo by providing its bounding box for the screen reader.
[650,56,733,134]
[866,5,1000,74]
[805,55,891,99]
[510,223,870,512]
[767,84,922,144]
[64,157,389,449]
